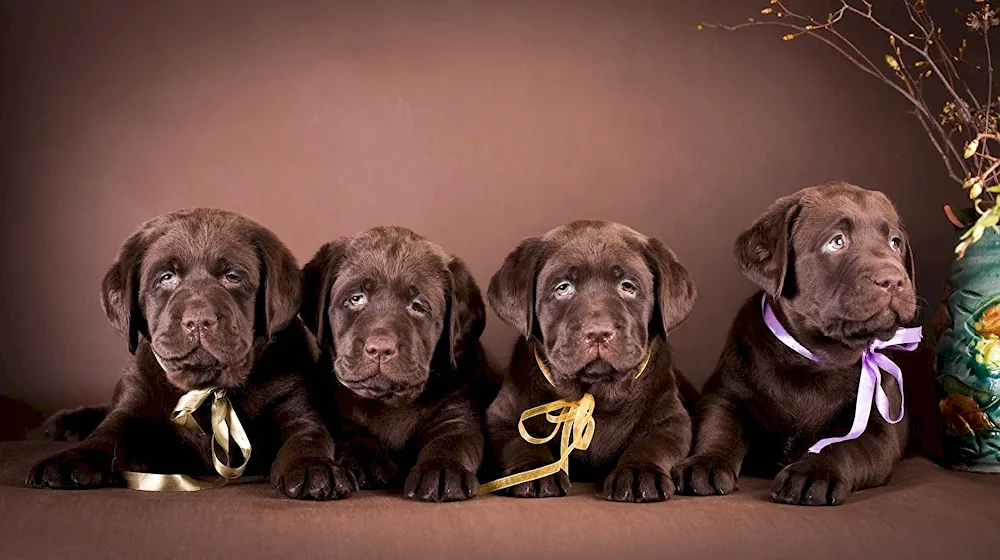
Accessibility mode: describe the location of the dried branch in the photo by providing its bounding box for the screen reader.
[701,0,1000,255]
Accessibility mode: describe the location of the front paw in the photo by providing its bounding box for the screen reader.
[499,466,570,499]
[671,454,738,496]
[771,459,850,506]
[404,461,478,502]
[274,457,356,501]
[26,448,117,489]
[603,464,673,503]
[341,452,399,490]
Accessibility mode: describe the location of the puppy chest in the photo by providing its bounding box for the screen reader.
[349,407,425,454]
[578,412,637,468]
[755,372,855,430]
[749,384,856,462]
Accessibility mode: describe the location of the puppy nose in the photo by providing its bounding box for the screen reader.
[872,269,906,293]
[583,320,615,345]
[182,308,218,332]
[364,336,398,361]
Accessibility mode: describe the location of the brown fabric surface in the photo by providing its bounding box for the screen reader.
[2,443,998,559]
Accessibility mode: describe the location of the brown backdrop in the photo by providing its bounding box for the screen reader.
[0,1,961,446]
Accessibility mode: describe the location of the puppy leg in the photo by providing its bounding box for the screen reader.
[604,405,691,503]
[486,393,569,499]
[335,420,399,490]
[43,405,110,441]
[672,395,749,496]
[772,412,907,506]
[270,389,354,501]
[27,381,149,489]
[404,398,483,502]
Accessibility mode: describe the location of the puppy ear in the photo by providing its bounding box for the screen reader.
[301,239,349,349]
[487,236,544,339]
[734,193,802,298]
[644,237,697,336]
[101,230,150,355]
[440,257,486,369]
[253,229,302,338]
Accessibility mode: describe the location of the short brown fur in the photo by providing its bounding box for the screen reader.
[487,220,696,502]
[301,226,492,502]
[673,182,918,506]
[27,209,350,500]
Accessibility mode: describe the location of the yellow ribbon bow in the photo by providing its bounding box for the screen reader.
[479,347,650,494]
[121,387,252,492]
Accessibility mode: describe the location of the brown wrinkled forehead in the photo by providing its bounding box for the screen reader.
[135,209,262,282]
[792,182,902,237]
[334,226,450,295]
[537,220,652,281]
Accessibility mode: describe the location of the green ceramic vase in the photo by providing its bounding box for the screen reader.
[935,214,1000,473]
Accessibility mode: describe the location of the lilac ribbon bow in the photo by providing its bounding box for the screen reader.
[761,294,922,454]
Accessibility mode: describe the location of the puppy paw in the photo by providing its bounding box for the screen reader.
[274,457,356,501]
[404,461,478,502]
[603,464,673,503]
[500,468,570,499]
[671,454,738,496]
[42,406,107,442]
[771,460,851,506]
[26,448,117,489]
[341,452,399,490]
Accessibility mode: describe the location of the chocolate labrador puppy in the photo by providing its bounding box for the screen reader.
[300,226,490,502]
[486,220,696,502]
[673,182,918,506]
[27,209,352,500]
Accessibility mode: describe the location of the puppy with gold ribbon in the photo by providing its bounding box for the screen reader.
[482,221,696,502]
[27,209,352,500]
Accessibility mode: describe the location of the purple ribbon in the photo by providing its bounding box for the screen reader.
[760,294,922,454]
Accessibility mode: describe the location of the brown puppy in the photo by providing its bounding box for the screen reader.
[27,209,351,500]
[301,226,490,502]
[486,220,696,502]
[673,182,919,506]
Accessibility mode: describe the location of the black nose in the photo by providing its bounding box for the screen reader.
[364,336,398,361]
[872,269,906,293]
[182,308,218,332]
[582,319,615,345]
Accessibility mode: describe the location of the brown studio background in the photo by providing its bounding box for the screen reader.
[0,1,960,448]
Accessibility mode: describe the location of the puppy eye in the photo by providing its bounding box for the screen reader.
[554,281,575,298]
[619,280,638,296]
[345,293,367,308]
[889,236,902,251]
[410,299,428,315]
[158,272,178,286]
[223,272,242,284]
[825,234,847,252]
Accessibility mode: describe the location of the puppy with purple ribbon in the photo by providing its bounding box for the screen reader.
[673,182,921,506]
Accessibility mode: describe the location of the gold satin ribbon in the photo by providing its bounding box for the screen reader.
[121,387,252,492]
[479,347,650,494]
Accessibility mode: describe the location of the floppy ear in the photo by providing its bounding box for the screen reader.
[300,239,349,349]
[101,230,150,355]
[487,236,545,339]
[439,257,486,369]
[643,237,697,336]
[253,229,302,338]
[734,193,802,298]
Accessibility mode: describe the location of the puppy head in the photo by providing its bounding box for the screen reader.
[735,182,917,343]
[301,227,485,405]
[488,221,696,388]
[101,209,301,391]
